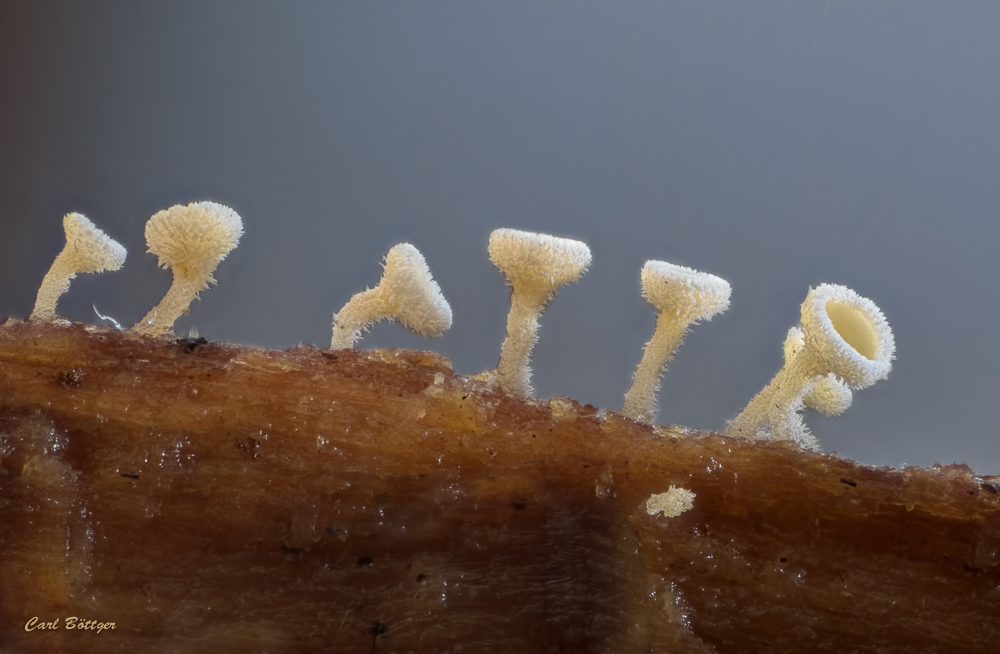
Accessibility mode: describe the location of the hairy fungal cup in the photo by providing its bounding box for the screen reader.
[331,243,452,349]
[133,202,243,336]
[30,213,126,321]
[620,261,731,423]
[726,284,894,448]
[488,228,591,397]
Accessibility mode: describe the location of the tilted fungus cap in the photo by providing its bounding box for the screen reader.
[31,213,127,321]
[376,243,453,337]
[145,201,243,283]
[488,229,592,299]
[640,260,731,321]
[800,284,894,390]
[619,260,732,423]
[330,243,452,349]
[61,213,127,273]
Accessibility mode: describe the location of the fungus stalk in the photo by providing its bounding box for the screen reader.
[767,326,856,451]
[133,202,243,336]
[726,284,894,447]
[620,261,731,423]
[488,229,591,397]
[331,243,452,349]
[30,213,126,321]
[496,292,545,394]
[784,326,853,418]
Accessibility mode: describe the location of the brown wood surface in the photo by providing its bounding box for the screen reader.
[0,321,997,653]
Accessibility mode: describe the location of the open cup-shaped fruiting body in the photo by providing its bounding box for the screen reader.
[726,284,894,448]
[488,228,592,397]
[330,243,452,349]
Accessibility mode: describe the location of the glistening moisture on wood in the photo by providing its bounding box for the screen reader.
[2,208,997,652]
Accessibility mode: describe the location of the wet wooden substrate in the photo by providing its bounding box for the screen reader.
[0,321,997,653]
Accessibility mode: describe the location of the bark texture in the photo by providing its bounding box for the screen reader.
[0,321,997,653]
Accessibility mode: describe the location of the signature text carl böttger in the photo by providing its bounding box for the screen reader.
[25,616,115,634]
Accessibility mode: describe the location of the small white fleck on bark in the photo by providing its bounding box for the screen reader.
[646,486,696,518]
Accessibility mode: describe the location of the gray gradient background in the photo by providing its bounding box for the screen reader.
[1,2,998,473]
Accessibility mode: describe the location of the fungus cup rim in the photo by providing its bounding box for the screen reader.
[801,284,894,389]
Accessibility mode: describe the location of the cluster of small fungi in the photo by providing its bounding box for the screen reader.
[28,202,895,451]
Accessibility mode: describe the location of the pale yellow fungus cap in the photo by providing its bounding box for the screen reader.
[645,485,696,518]
[726,283,894,449]
[801,283,895,390]
[621,261,731,423]
[331,243,452,349]
[31,213,127,321]
[640,260,731,323]
[133,201,243,336]
[488,228,592,397]
[488,229,592,301]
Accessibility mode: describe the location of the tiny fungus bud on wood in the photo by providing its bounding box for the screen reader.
[133,201,243,336]
[31,213,127,321]
[331,243,452,349]
[620,261,731,423]
[488,228,591,397]
[726,284,895,448]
